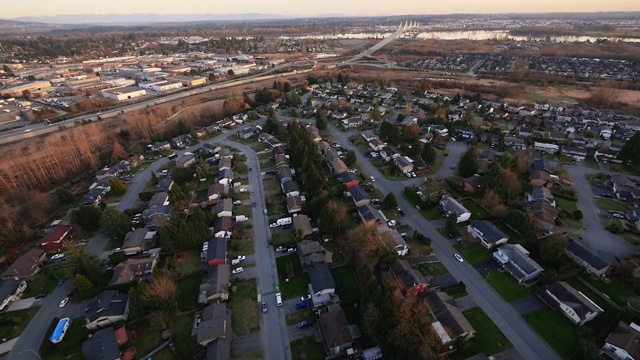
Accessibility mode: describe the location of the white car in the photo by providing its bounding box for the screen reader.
[269,223,279,228]
[454,254,464,262]
[370,176,375,182]
[387,220,397,227]
[301,294,311,301]
[23,128,32,133]
[59,298,69,308]
[232,267,244,274]
[50,253,65,261]
[263,209,268,215]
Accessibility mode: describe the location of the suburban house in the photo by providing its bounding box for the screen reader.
[467,220,509,249]
[611,174,640,201]
[341,117,362,129]
[40,225,74,249]
[214,198,233,218]
[217,158,232,171]
[348,186,371,207]
[207,183,227,201]
[528,200,559,233]
[504,136,526,150]
[148,192,170,208]
[527,186,556,207]
[461,175,483,193]
[561,146,588,161]
[390,259,431,295]
[0,278,28,311]
[293,214,314,239]
[440,197,472,223]
[81,327,123,360]
[602,321,640,360]
[282,180,301,197]
[492,244,544,283]
[108,252,159,286]
[141,205,171,224]
[329,158,349,175]
[2,249,46,278]
[286,195,304,214]
[196,303,231,347]
[319,306,354,357]
[199,265,231,303]
[368,138,386,151]
[204,238,228,267]
[536,281,604,326]
[337,172,359,188]
[176,153,196,168]
[361,130,378,142]
[308,264,336,296]
[84,291,130,330]
[394,156,414,174]
[297,239,333,268]
[357,205,386,223]
[212,217,233,239]
[565,238,612,277]
[529,159,552,188]
[217,169,234,185]
[379,227,409,256]
[425,291,476,345]
[274,154,289,167]
[122,229,154,255]
[155,176,174,193]
[277,165,293,184]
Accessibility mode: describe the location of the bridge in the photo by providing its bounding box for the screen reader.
[345,21,421,63]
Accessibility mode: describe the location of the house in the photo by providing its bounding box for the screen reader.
[349,186,371,207]
[205,238,228,267]
[293,214,314,239]
[202,142,221,154]
[565,238,612,277]
[286,195,304,214]
[122,229,154,255]
[379,227,409,256]
[41,225,74,248]
[602,321,640,360]
[297,239,333,268]
[155,177,174,193]
[0,278,27,311]
[461,175,482,193]
[217,169,234,185]
[390,259,430,295]
[319,307,353,357]
[504,136,526,150]
[528,200,558,232]
[141,205,171,223]
[81,187,107,207]
[237,128,256,139]
[274,154,289,167]
[357,205,386,223]
[265,137,282,149]
[361,131,378,142]
[176,153,196,168]
[561,146,588,161]
[530,159,552,188]
[150,141,171,152]
[84,291,130,330]
[467,220,509,249]
[197,303,231,347]
[207,183,227,201]
[536,281,603,326]
[534,142,559,154]
[394,156,414,174]
[148,192,170,208]
[170,134,190,148]
[108,252,158,286]
[2,249,46,278]
[492,244,544,283]
[308,264,336,296]
[282,180,301,198]
[329,158,349,175]
[199,265,231,303]
[527,186,555,207]
[454,126,474,138]
[341,117,362,129]
[277,165,293,184]
[368,138,387,152]
[324,148,341,162]
[440,197,472,223]
[212,217,233,239]
[214,198,233,218]
[337,172,359,188]
[611,174,640,201]
[217,158,232,171]
[425,292,476,344]
[82,327,121,360]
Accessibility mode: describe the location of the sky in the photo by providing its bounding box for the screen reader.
[4,0,640,18]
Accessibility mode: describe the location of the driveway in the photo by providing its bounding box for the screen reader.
[511,295,546,316]
[435,274,458,288]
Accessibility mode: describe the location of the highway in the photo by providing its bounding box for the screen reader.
[326,124,560,360]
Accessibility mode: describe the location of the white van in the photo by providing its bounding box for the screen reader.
[276,293,283,307]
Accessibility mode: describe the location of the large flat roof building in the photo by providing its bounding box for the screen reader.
[0,81,51,97]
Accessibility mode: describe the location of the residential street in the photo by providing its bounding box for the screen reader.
[327,124,561,360]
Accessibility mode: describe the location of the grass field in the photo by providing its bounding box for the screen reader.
[555,197,578,213]
[276,254,309,299]
[176,276,203,311]
[460,198,490,220]
[580,276,632,306]
[418,262,449,277]
[290,337,326,360]
[0,307,40,340]
[523,308,579,359]
[23,273,58,298]
[595,197,629,212]
[454,241,491,265]
[173,315,199,358]
[174,250,202,275]
[452,308,512,359]
[330,265,361,303]
[229,226,255,258]
[228,279,260,336]
[486,270,536,302]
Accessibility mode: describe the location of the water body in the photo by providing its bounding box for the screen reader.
[415,30,640,43]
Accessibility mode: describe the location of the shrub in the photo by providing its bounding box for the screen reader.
[573,210,583,220]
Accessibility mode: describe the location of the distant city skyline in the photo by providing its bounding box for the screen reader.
[4,0,640,19]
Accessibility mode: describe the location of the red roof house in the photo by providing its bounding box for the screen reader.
[41,225,73,247]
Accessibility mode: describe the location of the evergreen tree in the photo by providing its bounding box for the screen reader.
[55,187,76,205]
[458,147,479,178]
[100,207,130,243]
[72,206,102,232]
[109,177,126,196]
[421,142,436,165]
[621,132,640,169]
[263,107,280,134]
[382,193,398,210]
[315,110,328,130]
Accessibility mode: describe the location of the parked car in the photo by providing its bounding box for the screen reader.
[397,207,406,217]
[296,301,310,310]
[232,267,244,274]
[58,278,67,286]
[301,294,311,301]
[370,176,376,182]
[387,220,397,227]
[297,320,312,328]
[454,253,464,262]
[261,301,268,313]
[59,298,69,308]
[35,293,47,299]
[50,253,65,261]
[263,209,268,215]
[287,247,297,253]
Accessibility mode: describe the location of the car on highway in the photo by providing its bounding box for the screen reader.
[261,301,268,313]
[50,253,65,261]
[297,320,312,328]
[59,298,69,308]
[454,254,464,262]
[231,267,244,274]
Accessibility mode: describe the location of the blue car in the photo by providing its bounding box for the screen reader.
[261,301,268,313]
[297,320,312,328]
[296,301,309,310]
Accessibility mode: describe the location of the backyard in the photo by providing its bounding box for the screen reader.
[228,279,260,336]
[290,336,326,360]
[452,308,512,359]
[330,265,361,303]
[176,275,203,311]
[276,254,309,300]
[173,315,199,359]
[174,250,202,275]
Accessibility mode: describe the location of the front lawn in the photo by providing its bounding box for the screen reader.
[454,241,491,265]
[275,254,309,300]
[555,197,578,213]
[595,198,629,212]
[176,276,203,311]
[229,226,255,258]
[290,337,326,360]
[523,308,579,359]
[228,279,260,336]
[444,283,468,299]
[232,350,263,360]
[585,156,600,169]
[24,273,58,298]
[418,262,449,277]
[272,232,296,247]
[0,307,39,340]
[330,265,361,303]
[452,308,512,359]
[485,270,536,302]
[286,308,312,326]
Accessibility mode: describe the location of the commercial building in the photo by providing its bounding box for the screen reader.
[101,86,147,101]
[0,81,51,97]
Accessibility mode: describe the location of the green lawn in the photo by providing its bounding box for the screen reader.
[233,350,263,360]
[23,273,58,298]
[290,337,326,360]
[454,242,491,265]
[453,308,512,359]
[228,279,260,336]
[152,348,175,360]
[460,198,490,220]
[523,308,579,359]
[595,198,629,212]
[286,308,312,326]
[618,231,640,246]
[175,250,202,275]
[272,232,296,247]
[330,265,361,303]
[486,270,536,302]
[585,155,600,169]
[133,323,164,357]
[176,276,203,311]
[418,262,449,277]
[229,226,255,258]
[588,173,608,186]
[173,315,199,359]
[444,283,468,299]
[276,254,309,300]
[0,307,39,340]
[580,276,632,306]
[555,197,578,213]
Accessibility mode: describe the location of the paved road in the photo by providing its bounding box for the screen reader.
[327,124,560,360]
